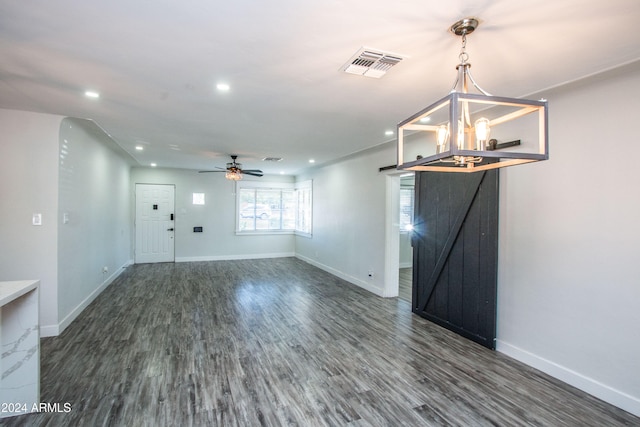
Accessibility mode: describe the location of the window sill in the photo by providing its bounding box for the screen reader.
[235,230,295,236]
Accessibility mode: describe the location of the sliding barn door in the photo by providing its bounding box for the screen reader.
[412,170,499,349]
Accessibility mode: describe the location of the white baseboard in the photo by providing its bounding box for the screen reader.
[39,324,59,338]
[496,340,640,417]
[295,254,385,297]
[175,252,295,263]
[40,260,132,338]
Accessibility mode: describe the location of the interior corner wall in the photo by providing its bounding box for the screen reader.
[496,60,640,416]
[295,146,395,296]
[130,167,295,260]
[0,109,63,331]
[56,118,134,335]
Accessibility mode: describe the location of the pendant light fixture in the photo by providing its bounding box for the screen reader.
[397,18,548,172]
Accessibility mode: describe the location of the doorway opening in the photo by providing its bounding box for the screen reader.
[398,174,415,302]
[382,172,414,300]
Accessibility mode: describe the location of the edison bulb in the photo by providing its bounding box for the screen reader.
[474,117,491,150]
[436,124,449,153]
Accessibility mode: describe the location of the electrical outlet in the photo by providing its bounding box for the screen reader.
[102,266,109,274]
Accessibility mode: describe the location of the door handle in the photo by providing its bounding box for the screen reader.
[167,228,174,231]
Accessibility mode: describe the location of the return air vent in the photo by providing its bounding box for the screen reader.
[262,157,283,162]
[342,47,406,78]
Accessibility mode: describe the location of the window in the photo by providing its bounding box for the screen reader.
[399,186,414,232]
[236,180,312,235]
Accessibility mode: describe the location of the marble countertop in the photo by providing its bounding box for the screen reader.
[0,280,39,306]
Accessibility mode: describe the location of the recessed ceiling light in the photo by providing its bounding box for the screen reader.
[419,117,431,123]
[216,83,230,91]
[135,146,144,151]
[150,163,157,167]
[309,159,315,164]
[385,130,394,136]
[84,90,100,99]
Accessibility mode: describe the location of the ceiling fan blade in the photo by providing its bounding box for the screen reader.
[243,170,263,177]
[198,170,226,173]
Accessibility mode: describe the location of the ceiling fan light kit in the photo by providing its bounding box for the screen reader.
[225,170,243,181]
[397,18,549,173]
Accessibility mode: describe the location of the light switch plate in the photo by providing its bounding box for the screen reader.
[32,213,42,226]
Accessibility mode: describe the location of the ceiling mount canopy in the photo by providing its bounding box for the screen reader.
[397,18,549,173]
[450,17,478,36]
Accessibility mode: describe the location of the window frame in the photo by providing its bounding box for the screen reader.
[235,180,312,237]
[294,179,313,238]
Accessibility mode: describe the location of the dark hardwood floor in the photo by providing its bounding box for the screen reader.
[398,267,412,303]
[2,258,637,426]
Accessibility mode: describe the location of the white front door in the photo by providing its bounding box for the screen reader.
[135,184,175,263]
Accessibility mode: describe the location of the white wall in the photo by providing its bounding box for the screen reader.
[496,61,640,416]
[0,109,62,331]
[56,118,134,335]
[130,167,295,260]
[295,146,396,296]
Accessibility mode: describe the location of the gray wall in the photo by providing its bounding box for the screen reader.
[0,109,62,331]
[496,61,640,415]
[296,147,394,296]
[57,118,134,334]
[0,111,133,336]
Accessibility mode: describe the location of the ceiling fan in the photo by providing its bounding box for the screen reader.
[198,155,263,180]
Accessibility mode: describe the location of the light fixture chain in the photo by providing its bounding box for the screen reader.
[459,33,469,63]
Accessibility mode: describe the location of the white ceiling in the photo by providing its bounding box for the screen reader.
[1,0,639,175]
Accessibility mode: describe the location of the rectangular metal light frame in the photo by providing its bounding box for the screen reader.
[397,92,548,172]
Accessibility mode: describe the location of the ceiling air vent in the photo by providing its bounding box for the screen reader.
[342,47,405,78]
[262,157,283,162]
